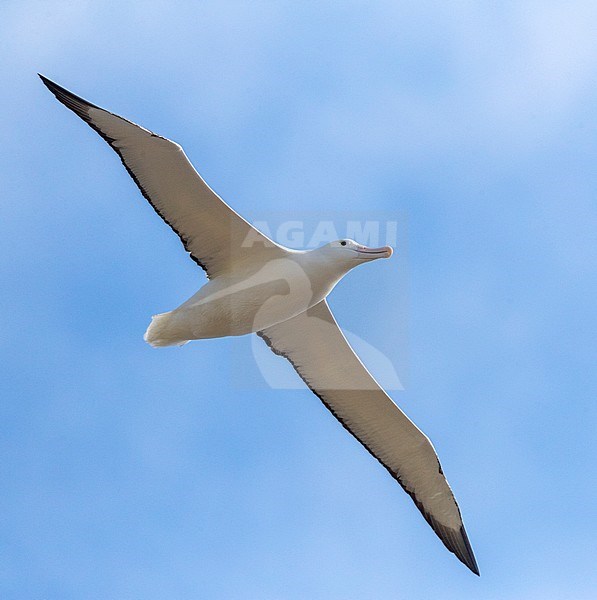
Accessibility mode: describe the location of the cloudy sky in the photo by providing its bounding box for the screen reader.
[1,2,596,598]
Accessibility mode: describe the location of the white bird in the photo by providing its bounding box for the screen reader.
[40,74,479,575]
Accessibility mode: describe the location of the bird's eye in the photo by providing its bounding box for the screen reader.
[340,240,347,246]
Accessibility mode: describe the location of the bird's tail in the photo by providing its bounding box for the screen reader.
[144,312,189,347]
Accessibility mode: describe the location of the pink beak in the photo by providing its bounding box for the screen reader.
[355,245,393,259]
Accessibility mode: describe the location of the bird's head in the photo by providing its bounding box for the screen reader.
[313,239,393,274]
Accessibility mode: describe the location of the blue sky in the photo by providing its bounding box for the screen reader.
[1,1,596,598]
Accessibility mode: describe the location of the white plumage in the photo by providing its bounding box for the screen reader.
[40,74,479,575]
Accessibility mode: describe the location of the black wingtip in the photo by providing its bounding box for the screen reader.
[38,73,67,96]
[38,73,59,95]
[38,74,99,120]
[423,512,480,576]
[458,524,480,576]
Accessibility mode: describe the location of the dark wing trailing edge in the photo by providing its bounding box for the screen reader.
[39,74,283,278]
[258,300,479,575]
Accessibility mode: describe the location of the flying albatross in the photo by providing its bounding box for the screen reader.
[40,74,479,575]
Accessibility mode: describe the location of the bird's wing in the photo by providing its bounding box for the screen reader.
[258,300,479,575]
[40,75,284,278]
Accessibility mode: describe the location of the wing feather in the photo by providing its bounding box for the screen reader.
[258,300,479,575]
[40,75,283,278]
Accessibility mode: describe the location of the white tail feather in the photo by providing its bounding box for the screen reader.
[144,312,189,347]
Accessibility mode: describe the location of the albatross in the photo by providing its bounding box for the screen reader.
[40,74,479,575]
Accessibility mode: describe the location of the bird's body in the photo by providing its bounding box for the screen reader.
[40,74,479,575]
[146,244,389,345]
[148,256,303,343]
